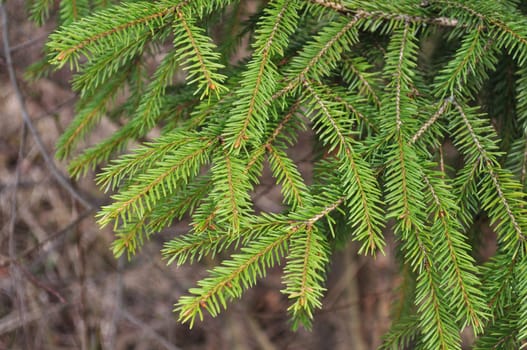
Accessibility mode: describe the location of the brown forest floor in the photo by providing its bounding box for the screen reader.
[0,2,406,349]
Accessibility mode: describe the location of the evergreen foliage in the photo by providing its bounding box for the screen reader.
[34,0,527,347]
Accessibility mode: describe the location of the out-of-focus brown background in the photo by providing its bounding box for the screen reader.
[0,2,400,349]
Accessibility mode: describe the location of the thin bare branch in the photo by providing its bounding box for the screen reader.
[119,309,182,350]
[1,4,96,211]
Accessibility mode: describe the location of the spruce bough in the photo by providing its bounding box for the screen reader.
[37,0,527,348]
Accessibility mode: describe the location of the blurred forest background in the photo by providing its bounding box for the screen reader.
[0,1,487,349]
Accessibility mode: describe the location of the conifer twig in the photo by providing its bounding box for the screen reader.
[310,0,460,27]
[409,100,449,144]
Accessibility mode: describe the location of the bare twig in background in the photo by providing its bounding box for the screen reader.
[17,263,67,303]
[119,309,182,350]
[8,33,49,53]
[0,4,96,211]
[33,95,77,123]
[7,108,30,349]
[1,6,98,349]
[76,225,88,350]
[0,304,65,336]
[101,257,124,350]
[0,209,94,268]
[243,311,277,350]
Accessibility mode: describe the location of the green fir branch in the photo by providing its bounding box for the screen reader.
[209,147,253,233]
[267,144,310,209]
[172,6,227,98]
[341,56,383,108]
[59,0,89,24]
[55,65,131,159]
[423,171,488,332]
[302,80,385,254]
[279,16,360,97]
[283,224,329,330]
[379,314,420,350]
[176,227,293,327]
[97,135,217,227]
[450,100,527,251]
[223,0,300,150]
[433,24,498,98]
[517,256,527,346]
[47,1,172,68]
[40,0,527,342]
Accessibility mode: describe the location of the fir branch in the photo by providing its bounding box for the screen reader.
[409,99,450,145]
[423,172,488,332]
[476,253,522,348]
[453,160,480,228]
[434,0,527,65]
[395,36,405,129]
[98,136,217,227]
[451,100,527,249]
[70,31,153,97]
[379,314,420,350]
[474,311,521,350]
[245,101,301,173]
[59,0,89,24]
[508,67,527,188]
[521,140,527,186]
[314,81,379,133]
[163,212,293,266]
[176,197,344,327]
[332,93,378,133]
[310,0,461,27]
[148,175,214,233]
[111,174,216,259]
[29,0,55,25]
[278,16,360,97]
[341,57,382,108]
[224,0,299,150]
[267,144,309,209]
[518,257,527,345]
[68,87,207,178]
[283,225,329,330]
[39,0,527,341]
[96,131,205,192]
[48,2,173,67]
[133,50,181,129]
[303,81,385,254]
[209,147,253,233]
[163,230,228,266]
[191,198,221,235]
[382,22,424,233]
[173,7,227,97]
[433,25,498,98]
[397,200,462,349]
[482,251,518,320]
[176,228,293,326]
[111,216,150,259]
[68,119,142,177]
[56,63,133,159]
[378,23,461,349]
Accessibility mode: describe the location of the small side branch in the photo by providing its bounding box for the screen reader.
[410,100,450,145]
[310,0,460,27]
